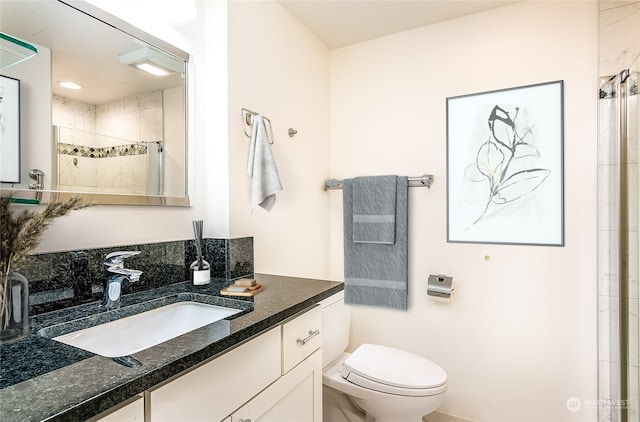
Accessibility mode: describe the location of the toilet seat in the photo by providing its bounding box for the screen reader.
[340,344,447,397]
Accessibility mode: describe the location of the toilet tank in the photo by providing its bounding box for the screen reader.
[320,290,351,367]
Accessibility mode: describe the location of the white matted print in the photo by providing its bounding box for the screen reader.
[0,75,21,183]
[446,80,564,246]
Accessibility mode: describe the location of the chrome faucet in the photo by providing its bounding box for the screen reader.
[103,251,143,310]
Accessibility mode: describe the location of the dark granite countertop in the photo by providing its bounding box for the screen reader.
[0,274,343,421]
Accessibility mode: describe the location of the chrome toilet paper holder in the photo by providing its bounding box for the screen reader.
[427,274,454,299]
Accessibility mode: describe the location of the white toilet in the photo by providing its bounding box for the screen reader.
[320,291,447,422]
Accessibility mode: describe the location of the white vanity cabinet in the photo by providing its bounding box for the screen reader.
[229,350,322,422]
[281,304,322,374]
[230,306,323,422]
[91,396,144,422]
[148,327,281,422]
[146,305,322,422]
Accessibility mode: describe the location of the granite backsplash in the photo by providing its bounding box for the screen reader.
[15,237,254,315]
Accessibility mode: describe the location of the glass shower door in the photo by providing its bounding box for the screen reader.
[598,67,639,422]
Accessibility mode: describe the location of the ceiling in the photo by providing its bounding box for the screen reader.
[0,0,184,105]
[0,0,521,105]
[278,0,521,50]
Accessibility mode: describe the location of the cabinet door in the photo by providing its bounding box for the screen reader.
[231,349,322,422]
[149,327,281,422]
[90,395,144,422]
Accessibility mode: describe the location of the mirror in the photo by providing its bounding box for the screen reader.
[0,0,189,205]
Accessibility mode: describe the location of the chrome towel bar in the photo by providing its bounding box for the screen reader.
[325,174,434,190]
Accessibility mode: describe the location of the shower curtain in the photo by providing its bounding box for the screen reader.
[598,69,639,422]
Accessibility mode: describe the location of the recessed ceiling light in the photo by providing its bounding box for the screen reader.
[58,81,82,90]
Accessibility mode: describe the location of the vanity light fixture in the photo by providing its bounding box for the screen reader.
[135,62,170,77]
[118,46,181,77]
[58,81,82,90]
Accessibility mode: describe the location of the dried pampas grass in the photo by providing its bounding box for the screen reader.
[1,196,90,327]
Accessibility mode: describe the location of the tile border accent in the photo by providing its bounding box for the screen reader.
[58,142,148,158]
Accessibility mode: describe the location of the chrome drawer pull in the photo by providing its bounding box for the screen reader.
[296,329,320,346]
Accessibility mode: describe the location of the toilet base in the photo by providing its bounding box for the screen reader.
[349,395,439,422]
[323,385,367,422]
[323,384,431,422]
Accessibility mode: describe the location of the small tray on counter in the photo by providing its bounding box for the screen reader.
[220,281,264,297]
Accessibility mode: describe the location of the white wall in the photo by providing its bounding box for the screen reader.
[329,2,598,421]
[227,1,331,278]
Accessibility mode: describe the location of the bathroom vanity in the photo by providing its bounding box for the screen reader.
[147,305,322,422]
[0,274,341,421]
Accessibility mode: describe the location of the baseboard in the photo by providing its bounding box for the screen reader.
[423,410,480,422]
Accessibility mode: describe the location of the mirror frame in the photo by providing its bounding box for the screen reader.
[1,0,190,206]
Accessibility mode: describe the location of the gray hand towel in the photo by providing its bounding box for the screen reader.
[352,175,397,244]
[246,115,283,211]
[343,176,408,310]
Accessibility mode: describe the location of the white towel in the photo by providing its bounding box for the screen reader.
[246,115,283,211]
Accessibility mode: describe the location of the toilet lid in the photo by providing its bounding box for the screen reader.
[340,344,447,396]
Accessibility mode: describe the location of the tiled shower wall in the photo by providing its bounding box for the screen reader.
[598,1,640,421]
[15,237,253,316]
[56,127,150,194]
[52,91,163,194]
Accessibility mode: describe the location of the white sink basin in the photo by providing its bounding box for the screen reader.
[53,301,242,357]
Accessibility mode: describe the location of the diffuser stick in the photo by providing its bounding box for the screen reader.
[190,220,210,285]
[193,220,204,269]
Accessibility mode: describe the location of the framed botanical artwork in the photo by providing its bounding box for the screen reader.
[0,75,21,183]
[446,80,564,246]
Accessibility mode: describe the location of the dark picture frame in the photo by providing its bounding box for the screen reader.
[446,80,564,246]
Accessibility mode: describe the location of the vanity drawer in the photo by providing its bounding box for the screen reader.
[282,306,322,374]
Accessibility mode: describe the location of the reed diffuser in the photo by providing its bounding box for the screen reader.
[190,220,210,285]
